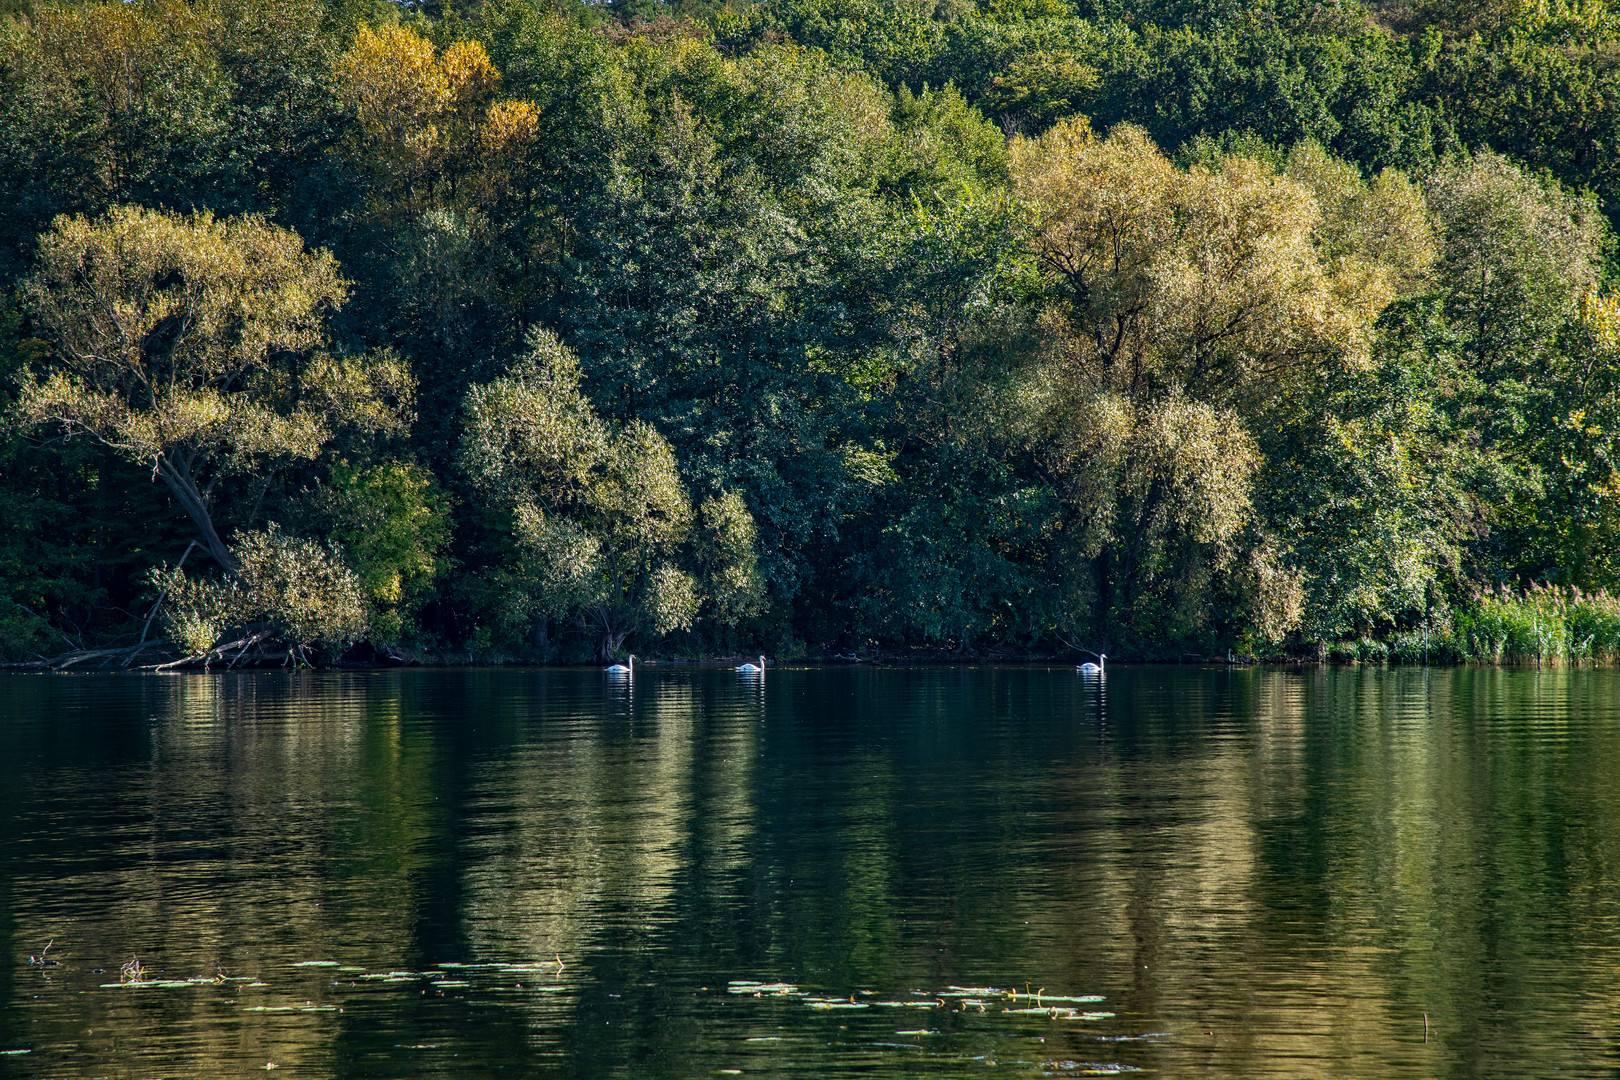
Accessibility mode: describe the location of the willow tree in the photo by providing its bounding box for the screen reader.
[1011,121,1429,649]
[461,328,765,659]
[10,204,412,573]
[1009,120,1430,405]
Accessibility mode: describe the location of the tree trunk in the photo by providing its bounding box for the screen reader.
[154,456,237,574]
[585,603,636,662]
[596,629,629,663]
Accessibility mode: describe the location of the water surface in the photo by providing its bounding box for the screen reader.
[2,665,1618,1078]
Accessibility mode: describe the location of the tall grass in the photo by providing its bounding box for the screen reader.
[1452,584,1620,665]
[1307,585,1620,666]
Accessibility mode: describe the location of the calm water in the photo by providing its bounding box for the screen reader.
[1,666,1619,1079]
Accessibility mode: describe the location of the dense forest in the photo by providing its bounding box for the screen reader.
[5,0,1620,665]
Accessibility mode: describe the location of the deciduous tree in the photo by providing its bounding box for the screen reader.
[10,205,412,573]
[460,328,763,658]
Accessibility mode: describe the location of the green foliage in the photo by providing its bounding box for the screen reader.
[1037,387,1262,652]
[846,437,1059,650]
[1256,320,1471,643]
[1415,152,1615,587]
[533,40,901,606]
[314,460,450,641]
[1413,9,1620,230]
[1094,13,1439,169]
[0,0,348,283]
[151,522,370,654]
[888,84,1010,197]
[1424,150,1605,375]
[695,490,767,624]
[460,328,762,657]
[0,1,230,254]
[5,0,1620,663]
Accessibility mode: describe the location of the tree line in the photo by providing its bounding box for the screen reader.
[4,0,1620,664]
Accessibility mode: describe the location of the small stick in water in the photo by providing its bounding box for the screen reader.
[1424,1012,1429,1043]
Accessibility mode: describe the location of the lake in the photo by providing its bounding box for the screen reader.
[1,665,1618,1078]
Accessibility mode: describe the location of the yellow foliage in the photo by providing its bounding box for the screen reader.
[1011,123,1419,638]
[25,205,345,382]
[16,206,402,469]
[440,39,500,111]
[1578,290,1620,353]
[24,0,215,105]
[335,26,538,210]
[459,329,757,649]
[482,99,540,153]
[336,25,449,137]
[13,205,412,573]
[153,524,371,652]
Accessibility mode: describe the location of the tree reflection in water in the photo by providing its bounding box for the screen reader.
[1,666,1618,1079]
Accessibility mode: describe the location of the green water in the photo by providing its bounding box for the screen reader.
[1,666,1618,1078]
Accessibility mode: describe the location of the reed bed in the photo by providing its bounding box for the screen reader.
[1316,585,1620,666]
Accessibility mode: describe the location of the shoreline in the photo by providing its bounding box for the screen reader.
[7,653,1617,673]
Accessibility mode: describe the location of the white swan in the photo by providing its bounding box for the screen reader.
[736,654,766,673]
[1077,653,1106,673]
[606,654,634,674]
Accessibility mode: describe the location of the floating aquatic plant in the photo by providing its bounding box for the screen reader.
[727,980,801,996]
[1041,1060,1142,1075]
[1007,1006,1116,1020]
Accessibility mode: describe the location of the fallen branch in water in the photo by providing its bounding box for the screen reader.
[8,630,345,672]
[145,631,280,671]
[1,641,177,671]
